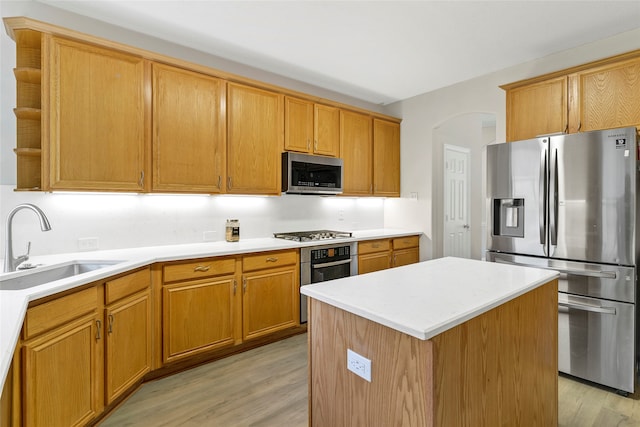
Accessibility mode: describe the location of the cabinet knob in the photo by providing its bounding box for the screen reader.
[234,279,237,295]
[194,265,211,272]
[108,314,114,334]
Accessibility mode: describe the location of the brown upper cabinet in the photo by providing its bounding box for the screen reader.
[341,110,373,196]
[503,51,640,141]
[5,17,400,194]
[227,83,283,195]
[49,36,148,191]
[152,63,226,193]
[373,119,401,197]
[284,97,340,157]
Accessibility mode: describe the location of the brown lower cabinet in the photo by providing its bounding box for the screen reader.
[358,235,420,275]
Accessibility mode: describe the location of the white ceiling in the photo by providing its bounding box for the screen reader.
[37,0,640,105]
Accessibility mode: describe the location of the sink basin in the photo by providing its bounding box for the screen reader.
[0,261,122,291]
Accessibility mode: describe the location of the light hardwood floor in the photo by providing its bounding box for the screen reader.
[101,333,640,426]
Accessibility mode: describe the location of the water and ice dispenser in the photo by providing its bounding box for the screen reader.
[493,198,524,238]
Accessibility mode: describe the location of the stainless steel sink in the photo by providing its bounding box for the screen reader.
[0,261,121,291]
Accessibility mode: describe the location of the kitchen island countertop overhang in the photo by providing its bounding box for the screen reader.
[301,256,559,340]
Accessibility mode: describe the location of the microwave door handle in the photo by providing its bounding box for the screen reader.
[539,145,547,249]
[312,259,352,269]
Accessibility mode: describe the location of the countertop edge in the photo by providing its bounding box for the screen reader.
[0,228,421,390]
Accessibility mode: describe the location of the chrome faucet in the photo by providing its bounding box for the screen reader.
[3,204,52,272]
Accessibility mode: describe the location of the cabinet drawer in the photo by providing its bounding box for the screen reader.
[164,257,236,283]
[392,235,419,250]
[105,267,150,304]
[358,239,390,255]
[24,286,98,339]
[243,250,297,272]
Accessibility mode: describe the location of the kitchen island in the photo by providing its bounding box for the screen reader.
[302,257,559,426]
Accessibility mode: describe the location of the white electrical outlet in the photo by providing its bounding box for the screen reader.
[78,237,99,251]
[347,349,371,382]
[338,210,345,221]
[203,231,217,242]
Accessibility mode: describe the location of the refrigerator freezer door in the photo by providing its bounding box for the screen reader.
[486,137,548,257]
[558,293,635,393]
[551,127,637,265]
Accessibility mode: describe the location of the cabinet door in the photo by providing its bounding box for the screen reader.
[105,291,151,404]
[373,119,400,197]
[574,58,640,133]
[314,104,340,157]
[227,83,283,195]
[152,64,226,193]
[284,97,313,153]
[242,267,298,341]
[49,37,146,191]
[22,314,101,427]
[341,110,372,195]
[163,277,236,363]
[505,76,568,141]
[393,248,419,268]
[358,252,391,275]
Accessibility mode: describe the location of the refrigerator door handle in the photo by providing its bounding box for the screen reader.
[558,301,616,316]
[539,146,548,248]
[494,258,617,279]
[549,148,558,246]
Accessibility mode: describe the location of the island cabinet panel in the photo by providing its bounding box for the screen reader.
[152,63,226,193]
[341,110,373,196]
[226,83,283,195]
[372,119,400,197]
[48,36,147,191]
[307,279,558,427]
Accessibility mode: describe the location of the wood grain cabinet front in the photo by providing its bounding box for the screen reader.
[242,250,299,341]
[21,286,103,427]
[152,63,226,193]
[227,83,283,195]
[104,268,151,404]
[392,236,420,268]
[358,239,391,275]
[284,97,340,158]
[341,110,373,196]
[373,119,400,197]
[161,257,239,363]
[48,36,147,191]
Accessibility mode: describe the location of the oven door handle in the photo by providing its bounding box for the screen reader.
[558,301,617,315]
[312,259,352,269]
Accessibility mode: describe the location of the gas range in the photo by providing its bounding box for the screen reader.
[273,230,353,242]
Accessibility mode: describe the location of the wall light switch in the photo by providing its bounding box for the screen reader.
[347,349,371,382]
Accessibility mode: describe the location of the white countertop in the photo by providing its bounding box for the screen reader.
[301,257,559,340]
[0,228,419,389]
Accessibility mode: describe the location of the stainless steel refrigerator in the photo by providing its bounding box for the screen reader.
[486,126,638,394]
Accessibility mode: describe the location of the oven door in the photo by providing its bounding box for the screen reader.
[558,293,635,393]
[300,257,355,324]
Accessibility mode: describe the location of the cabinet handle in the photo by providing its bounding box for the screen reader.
[194,265,211,272]
[217,176,222,189]
[227,177,232,190]
[139,171,144,187]
[243,277,247,293]
[577,122,582,132]
[393,254,397,265]
[266,257,278,262]
[108,314,114,334]
[563,123,568,134]
[96,319,102,340]
[307,139,310,150]
[234,279,237,295]
[372,243,380,248]
[314,140,318,151]
[370,184,373,194]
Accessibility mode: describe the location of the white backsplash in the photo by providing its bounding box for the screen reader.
[0,185,385,259]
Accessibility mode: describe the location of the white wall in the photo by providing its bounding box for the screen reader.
[384,27,640,260]
[0,1,387,260]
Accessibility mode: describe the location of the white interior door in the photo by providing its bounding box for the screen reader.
[444,145,470,258]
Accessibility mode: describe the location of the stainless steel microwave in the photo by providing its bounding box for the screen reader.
[281,152,343,195]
